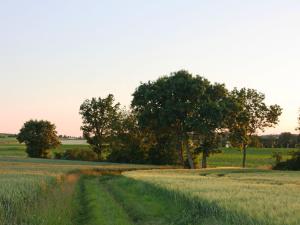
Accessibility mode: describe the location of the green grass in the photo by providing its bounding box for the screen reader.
[0,137,90,158]
[0,139,299,225]
[72,174,212,225]
[125,168,300,225]
[199,147,293,168]
[73,176,132,225]
[0,138,295,168]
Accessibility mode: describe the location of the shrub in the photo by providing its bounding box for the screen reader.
[56,149,97,161]
[273,151,300,170]
[272,151,283,164]
[108,144,146,164]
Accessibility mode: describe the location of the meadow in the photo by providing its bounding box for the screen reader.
[0,137,299,225]
[0,137,293,167]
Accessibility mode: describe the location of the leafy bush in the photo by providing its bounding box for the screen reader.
[17,120,60,158]
[55,149,97,161]
[273,151,300,170]
[108,144,146,164]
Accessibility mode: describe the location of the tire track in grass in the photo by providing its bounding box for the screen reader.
[73,175,133,225]
[99,175,188,225]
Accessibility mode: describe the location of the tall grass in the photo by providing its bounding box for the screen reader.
[125,169,300,225]
[0,174,57,225]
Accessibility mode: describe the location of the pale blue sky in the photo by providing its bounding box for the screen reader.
[0,0,299,136]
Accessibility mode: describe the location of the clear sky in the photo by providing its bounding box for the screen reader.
[0,0,299,136]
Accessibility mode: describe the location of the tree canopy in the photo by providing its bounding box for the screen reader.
[79,94,120,160]
[17,120,60,158]
[228,88,282,167]
[132,70,232,168]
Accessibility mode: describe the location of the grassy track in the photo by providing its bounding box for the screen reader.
[73,176,133,225]
[72,175,203,225]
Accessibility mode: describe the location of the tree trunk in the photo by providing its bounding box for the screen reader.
[177,138,184,167]
[96,148,102,161]
[185,139,195,169]
[201,151,208,169]
[242,144,247,168]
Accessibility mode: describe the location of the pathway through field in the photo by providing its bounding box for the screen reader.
[72,175,190,225]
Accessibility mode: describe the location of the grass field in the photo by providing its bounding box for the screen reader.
[125,169,300,225]
[0,137,299,224]
[0,137,294,167]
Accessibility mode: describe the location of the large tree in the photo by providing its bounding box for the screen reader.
[189,83,231,168]
[132,70,230,168]
[108,109,147,164]
[132,71,209,168]
[17,120,60,158]
[228,88,282,168]
[79,94,120,160]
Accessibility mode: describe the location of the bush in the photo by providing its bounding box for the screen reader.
[273,151,300,170]
[108,144,146,164]
[55,149,97,161]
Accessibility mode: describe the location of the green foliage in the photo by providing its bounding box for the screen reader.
[16,120,60,158]
[273,150,300,170]
[79,94,120,160]
[277,132,298,148]
[108,110,147,164]
[55,149,97,161]
[272,151,283,164]
[132,70,231,168]
[228,88,282,167]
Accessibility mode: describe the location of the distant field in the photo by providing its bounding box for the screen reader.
[203,147,293,168]
[0,137,90,158]
[0,137,294,168]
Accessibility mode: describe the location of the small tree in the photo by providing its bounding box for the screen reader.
[228,88,282,168]
[79,94,120,160]
[17,120,60,158]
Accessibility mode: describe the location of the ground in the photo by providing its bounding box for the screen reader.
[0,137,299,225]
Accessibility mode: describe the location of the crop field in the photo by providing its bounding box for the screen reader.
[0,156,163,225]
[0,139,299,225]
[124,169,300,225]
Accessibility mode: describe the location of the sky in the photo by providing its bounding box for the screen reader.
[0,0,299,136]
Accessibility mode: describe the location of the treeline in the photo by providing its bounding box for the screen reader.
[251,133,300,148]
[17,70,300,169]
[78,70,283,168]
[217,133,300,149]
[0,133,17,138]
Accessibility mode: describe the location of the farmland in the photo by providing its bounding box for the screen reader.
[0,138,299,225]
[0,137,293,168]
